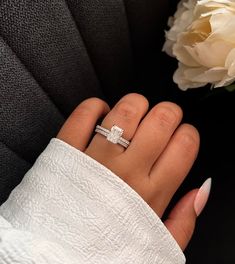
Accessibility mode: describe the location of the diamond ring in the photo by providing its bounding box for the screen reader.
[95,125,130,148]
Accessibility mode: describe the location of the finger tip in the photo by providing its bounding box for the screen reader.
[194,178,212,217]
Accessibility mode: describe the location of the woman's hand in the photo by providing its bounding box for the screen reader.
[57,93,211,251]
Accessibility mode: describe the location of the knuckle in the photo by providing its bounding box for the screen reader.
[115,101,138,120]
[73,98,109,118]
[119,93,149,112]
[153,103,182,128]
[177,124,200,154]
[73,104,92,119]
[84,97,110,111]
[158,102,182,115]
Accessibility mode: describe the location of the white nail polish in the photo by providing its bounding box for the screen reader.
[194,178,212,216]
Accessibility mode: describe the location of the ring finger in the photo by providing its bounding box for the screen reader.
[86,93,149,158]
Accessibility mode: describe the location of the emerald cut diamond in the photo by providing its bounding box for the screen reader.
[107,125,124,144]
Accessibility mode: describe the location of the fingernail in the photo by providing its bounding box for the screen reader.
[194,178,212,216]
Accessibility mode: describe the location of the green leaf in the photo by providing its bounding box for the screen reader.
[225,84,235,92]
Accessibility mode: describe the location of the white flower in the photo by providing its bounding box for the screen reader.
[163,0,235,90]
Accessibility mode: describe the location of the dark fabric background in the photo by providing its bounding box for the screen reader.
[0,1,234,263]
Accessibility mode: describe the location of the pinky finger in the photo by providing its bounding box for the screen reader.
[164,178,211,251]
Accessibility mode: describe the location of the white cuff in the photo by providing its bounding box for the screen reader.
[0,138,185,263]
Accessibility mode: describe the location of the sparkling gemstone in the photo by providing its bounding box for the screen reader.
[107,125,123,144]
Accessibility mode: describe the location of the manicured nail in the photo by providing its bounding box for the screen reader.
[194,178,212,216]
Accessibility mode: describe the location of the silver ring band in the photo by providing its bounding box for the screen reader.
[95,125,130,148]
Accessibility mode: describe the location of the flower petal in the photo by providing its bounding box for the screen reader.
[225,48,235,76]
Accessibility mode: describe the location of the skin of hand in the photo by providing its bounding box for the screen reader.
[57,93,209,251]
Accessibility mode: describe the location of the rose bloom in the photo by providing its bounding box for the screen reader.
[163,0,235,90]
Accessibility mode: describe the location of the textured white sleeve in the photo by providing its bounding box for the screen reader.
[0,138,186,264]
